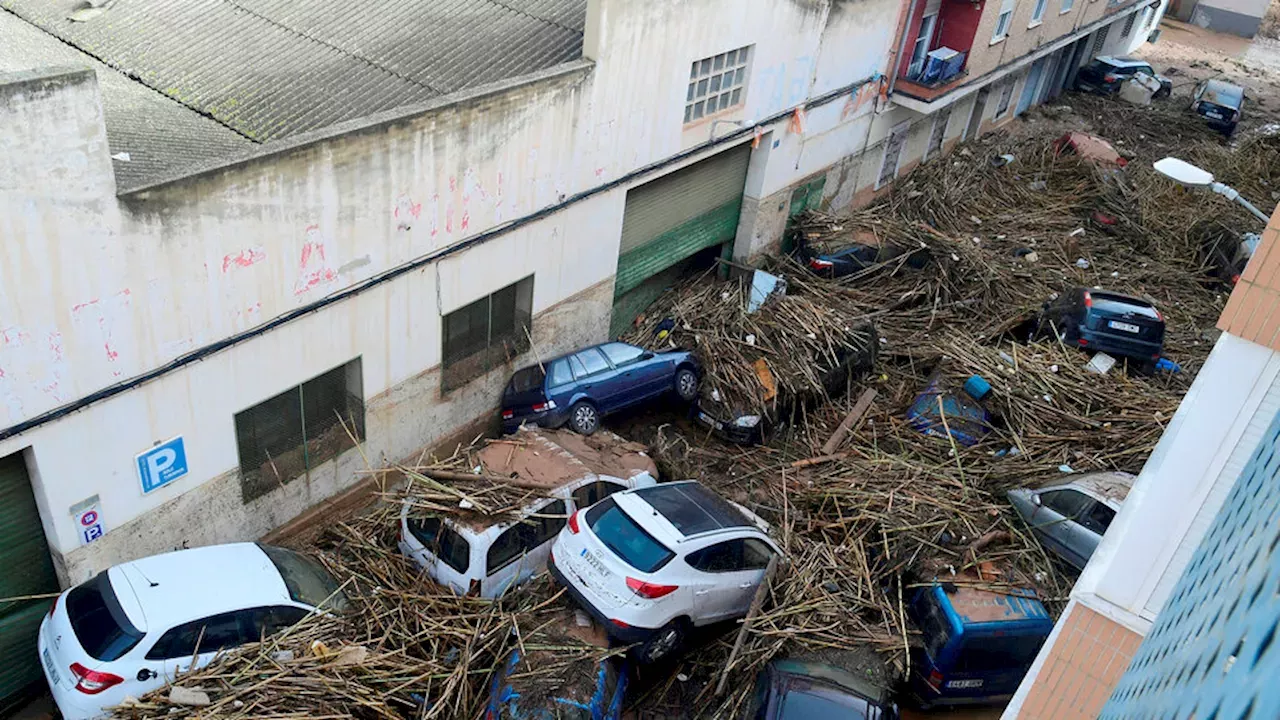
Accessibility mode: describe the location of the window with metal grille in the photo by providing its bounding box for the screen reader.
[1121,13,1137,37]
[235,359,365,503]
[685,46,752,124]
[1092,26,1110,55]
[442,276,534,392]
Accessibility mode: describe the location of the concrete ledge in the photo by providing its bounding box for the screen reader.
[0,65,93,100]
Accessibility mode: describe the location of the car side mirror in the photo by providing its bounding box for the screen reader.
[640,351,655,361]
[1032,494,1042,507]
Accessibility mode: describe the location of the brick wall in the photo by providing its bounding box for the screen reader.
[1019,604,1142,719]
[1218,207,1280,350]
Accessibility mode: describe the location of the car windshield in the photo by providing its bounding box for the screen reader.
[505,366,545,396]
[914,591,954,660]
[1090,293,1160,320]
[778,680,872,719]
[258,544,350,612]
[586,498,675,573]
[66,572,145,661]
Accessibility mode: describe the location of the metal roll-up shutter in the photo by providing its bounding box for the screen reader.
[0,452,59,710]
[612,143,751,336]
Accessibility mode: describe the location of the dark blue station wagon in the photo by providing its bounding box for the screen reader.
[501,342,699,435]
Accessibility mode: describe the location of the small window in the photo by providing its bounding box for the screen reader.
[686,45,752,124]
[1040,489,1092,520]
[1081,503,1117,534]
[686,539,746,573]
[407,516,472,573]
[742,538,774,570]
[547,359,573,387]
[573,348,611,378]
[506,366,545,396]
[1030,0,1047,23]
[993,10,1012,41]
[442,276,534,392]
[248,606,309,642]
[1061,0,1075,11]
[66,572,144,662]
[235,359,365,502]
[572,480,627,509]
[145,610,252,660]
[487,524,526,575]
[487,499,567,575]
[601,343,646,368]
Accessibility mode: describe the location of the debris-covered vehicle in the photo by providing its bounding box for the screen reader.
[1037,287,1166,368]
[399,428,657,598]
[744,658,900,720]
[1051,131,1128,167]
[549,480,780,663]
[1190,78,1245,137]
[1074,56,1171,99]
[501,342,700,435]
[1007,471,1135,569]
[40,543,347,720]
[906,373,993,447]
[795,236,929,278]
[905,582,1052,709]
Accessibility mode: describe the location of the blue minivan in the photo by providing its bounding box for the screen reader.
[501,342,699,435]
[906,583,1053,708]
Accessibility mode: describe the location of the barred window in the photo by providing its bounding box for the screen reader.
[442,276,534,392]
[685,46,751,124]
[235,359,364,502]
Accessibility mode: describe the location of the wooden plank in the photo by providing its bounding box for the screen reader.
[820,388,878,456]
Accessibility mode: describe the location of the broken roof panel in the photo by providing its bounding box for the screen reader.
[1,0,587,143]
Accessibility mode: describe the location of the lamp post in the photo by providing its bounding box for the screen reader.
[1153,157,1270,225]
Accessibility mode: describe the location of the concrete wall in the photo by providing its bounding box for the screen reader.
[1193,0,1269,36]
[1,0,914,584]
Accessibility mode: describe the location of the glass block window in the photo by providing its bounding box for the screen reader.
[1101,408,1280,717]
[685,46,752,124]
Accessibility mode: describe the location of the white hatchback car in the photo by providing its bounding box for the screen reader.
[548,480,781,663]
[399,428,657,598]
[38,543,346,720]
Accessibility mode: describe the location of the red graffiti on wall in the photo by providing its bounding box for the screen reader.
[221,246,267,273]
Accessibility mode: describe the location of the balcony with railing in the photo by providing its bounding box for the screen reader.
[895,0,986,101]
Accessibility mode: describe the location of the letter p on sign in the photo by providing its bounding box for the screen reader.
[137,437,189,494]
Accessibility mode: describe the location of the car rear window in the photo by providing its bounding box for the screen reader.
[506,366,546,396]
[66,572,144,662]
[1090,293,1161,320]
[952,634,1045,674]
[585,498,674,573]
[406,517,472,574]
[258,544,350,612]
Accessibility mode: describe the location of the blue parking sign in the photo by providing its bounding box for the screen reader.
[137,437,189,494]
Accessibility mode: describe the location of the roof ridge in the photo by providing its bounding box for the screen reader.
[481,0,583,35]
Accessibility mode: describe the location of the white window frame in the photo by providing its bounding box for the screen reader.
[992,0,1016,43]
[685,46,752,125]
[1030,0,1048,25]
[1060,0,1075,14]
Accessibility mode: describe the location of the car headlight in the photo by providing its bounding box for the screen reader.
[734,415,761,428]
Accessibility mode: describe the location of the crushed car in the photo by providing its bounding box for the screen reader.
[1190,78,1245,137]
[399,428,657,598]
[1074,56,1171,99]
[1052,131,1128,167]
[744,656,899,719]
[1007,471,1134,569]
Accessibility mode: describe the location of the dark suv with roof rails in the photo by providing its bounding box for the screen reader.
[1038,287,1166,367]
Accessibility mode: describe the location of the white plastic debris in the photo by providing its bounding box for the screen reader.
[970,215,983,224]
[271,650,295,662]
[999,351,1015,366]
[972,237,982,244]
[1086,352,1117,375]
[458,498,475,510]
[1042,394,1053,403]
[1023,251,1039,263]
[1075,258,1090,269]
[711,388,722,402]
[950,253,960,261]
[575,611,591,627]
[1050,364,1059,373]
[677,673,690,682]
[110,152,132,162]
[744,334,756,346]
[1069,227,1086,237]
[1058,464,1075,473]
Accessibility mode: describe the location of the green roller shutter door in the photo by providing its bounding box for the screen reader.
[0,452,59,710]
[612,144,752,336]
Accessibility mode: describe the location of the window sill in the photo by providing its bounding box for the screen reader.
[1059,7,1074,14]
[1028,20,1043,29]
[989,36,1007,46]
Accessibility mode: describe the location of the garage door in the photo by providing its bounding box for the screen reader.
[0,452,59,710]
[611,143,752,336]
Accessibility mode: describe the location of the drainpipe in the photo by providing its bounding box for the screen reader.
[886,0,923,98]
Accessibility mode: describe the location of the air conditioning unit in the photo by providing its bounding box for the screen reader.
[922,47,966,85]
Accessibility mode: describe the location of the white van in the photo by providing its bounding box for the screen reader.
[398,428,657,598]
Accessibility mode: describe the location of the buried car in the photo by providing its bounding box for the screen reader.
[502,342,699,435]
[796,236,929,278]
[1074,56,1171,99]
[1038,287,1166,367]
[548,481,781,664]
[1191,79,1245,137]
[743,658,899,720]
[1006,471,1135,569]
[38,543,347,720]
[400,428,657,598]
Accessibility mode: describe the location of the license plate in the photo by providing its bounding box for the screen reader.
[43,648,61,687]
[1108,320,1140,334]
[580,548,611,578]
[698,412,724,431]
[1206,111,1223,119]
[946,678,984,689]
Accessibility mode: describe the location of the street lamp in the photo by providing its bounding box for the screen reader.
[1153,157,1271,225]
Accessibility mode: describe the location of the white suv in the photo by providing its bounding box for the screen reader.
[548,481,780,663]
[38,543,346,720]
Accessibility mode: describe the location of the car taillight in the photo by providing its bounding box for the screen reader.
[611,618,631,629]
[1103,73,1119,83]
[501,409,514,420]
[532,401,556,413]
[70,663,123,695]
[1078,338,1089,346]
[626,577,679,599]
[1083,291,1093,308]
[1155,309,1164,322]
[926,669,944,691]
[808,258,835,271]
[568,510,581,534]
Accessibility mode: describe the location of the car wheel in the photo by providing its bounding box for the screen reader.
[567,402,600,435]
[638,620,685,664]
[674,368,699,402]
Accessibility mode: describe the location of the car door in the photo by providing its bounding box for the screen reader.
[600,342,667,401]
[1075,500,1118,562]
[485,498,568,597]
[1031,489,1094,568]
[569,348,622,412]
[143,609,256,683]
[403,515,473,594]
[686,538,773,622]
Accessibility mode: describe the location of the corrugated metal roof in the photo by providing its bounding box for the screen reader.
[1,0,586,182]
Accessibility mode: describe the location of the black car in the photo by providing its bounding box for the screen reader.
[743,660,899,719]
[797,238,929,278]
[1039,288,1165,366]
[1075,56,1171,99]
[501,342,699,435]
[1191,79,1245,137]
